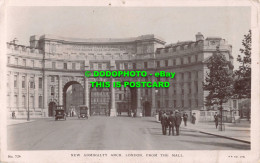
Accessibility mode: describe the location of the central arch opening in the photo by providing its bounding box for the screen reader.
[90,87,111,116]
[63,81,84,117]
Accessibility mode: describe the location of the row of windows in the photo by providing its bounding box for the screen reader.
[8,57,42,67]
[11,76,43,89]
[8,95,43,108]
[114,55,199,70]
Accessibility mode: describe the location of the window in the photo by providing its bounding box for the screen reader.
[52,62,56,69]
[64,63,67,69]
[188,57,191,63]
[156,61,160,68]
[124,63,128,69]
[30,96,34,108]
[195,55,198,62]
[182,88,184,95]
[182,100,184,107]
[51,86,55,96]
[196,71,199,79]
[133,63,136,69]
[181,58,184,65]
[39,96,43,108]
[165,100,169,107]
[51,76,55,82]
[188,72,191,79]
[14,75,17,88]
[189,99,192,107]
[22,95,26,108]
[173,59,176,66]
[98,63,102,70]
[39,77,42,89]
[165,60,168,67]
[90,63,94,70]
[39,61,43,67]
[181,73,184,80]
[157,100,160,108]
[188,83,192,94]
[165,88,169,95]
[23,59,26,66]
[31,60,34,67]
[8,57,10,64]
[72,63,76,70]
[144,62,148,69]
[15,58,18,65]
[22,76,25,88]
[30,77,34,88]
[174,100,176,108]
[195,81,198,92]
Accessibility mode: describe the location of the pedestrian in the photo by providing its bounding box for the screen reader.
[161,112,168,135]
[12,111,16,119]
[168,111,175,136]
[214,113,219,129]
[159,110,162,121]
[183,112,188,126]
[131,110,134,118]
[191,113,196,124]
[175,110,182,136]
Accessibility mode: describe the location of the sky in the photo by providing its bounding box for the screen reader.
[6,7,251,69]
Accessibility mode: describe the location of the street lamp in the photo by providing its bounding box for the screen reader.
[27,79,35,121]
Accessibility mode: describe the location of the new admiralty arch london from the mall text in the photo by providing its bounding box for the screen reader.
[6,32,237,119]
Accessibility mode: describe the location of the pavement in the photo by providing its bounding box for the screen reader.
[7,116,250,150]
[180,121,250,144]
[7,119,35,126]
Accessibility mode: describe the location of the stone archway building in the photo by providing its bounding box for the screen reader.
[6,33,233,118]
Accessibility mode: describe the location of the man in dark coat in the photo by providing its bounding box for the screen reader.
[159,110,162,121]
[161,112,168,135]
[175,110,182,135]
[214,113,219,129]
[183,112,188,126]
[168,111,175,136]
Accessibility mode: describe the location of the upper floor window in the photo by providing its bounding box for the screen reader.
[51,76,55,82]
[15,58,18,65]
[173,59,176,66]
[124,63,128,69]
[72,63,76,70]
[165,60,168,67]
[14,75,17,88]
[23,59,26,66]
[195,55,198,62]
[31,60,34,67]
[64,63,67,69]
[30,77,35,88]
[133,63,136,69]
[98,63,102,70]
[52,62,56,69]
[8,57,10,64]
[51,86,55,96]
[181,58,184,65]
[144,62,148,69]
[156,61,160,68]
[39,77,42,89]
[188,57,191,63]
[22,76,25,88]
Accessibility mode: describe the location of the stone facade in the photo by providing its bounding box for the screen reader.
[6,33,233,118]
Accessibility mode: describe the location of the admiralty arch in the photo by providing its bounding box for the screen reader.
[6,33,233,118]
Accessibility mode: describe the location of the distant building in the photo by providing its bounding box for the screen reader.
[6,33,233,118]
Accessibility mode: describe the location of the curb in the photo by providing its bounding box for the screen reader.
[184,127,250,144]
[8,120,35,126]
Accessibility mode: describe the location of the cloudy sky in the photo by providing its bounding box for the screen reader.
[6,7,250,69]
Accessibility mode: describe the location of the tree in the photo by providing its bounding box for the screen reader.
[203,47,233,131]
[233,30,251,99]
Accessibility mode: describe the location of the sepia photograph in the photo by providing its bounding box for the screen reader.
[1,0,259,163]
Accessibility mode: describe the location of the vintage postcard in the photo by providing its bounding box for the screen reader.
[0,0,259,162]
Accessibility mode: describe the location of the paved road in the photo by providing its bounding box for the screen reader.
[7,116,250,150]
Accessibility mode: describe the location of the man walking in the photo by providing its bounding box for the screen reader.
[161,112,168,135]
[168,111,175,136]
[175,110,182,136]
[214,112,219,129]
[183,112,188,126]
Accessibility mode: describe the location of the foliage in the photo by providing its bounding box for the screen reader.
[203,48,233,107]
[233,30,251,99]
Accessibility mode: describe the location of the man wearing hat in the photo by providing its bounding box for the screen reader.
[161,111,168,135]
[168,111,175,136]
[175,110,182,136]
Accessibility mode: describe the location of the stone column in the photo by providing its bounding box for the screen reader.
[110,78,117,116]
[26,73,30,110]
[151,77,156,112]
[35,75,39,110]
[9,72,14,109]
[58,75,63,106]
[43,74,48,117]
[18,73,22,109]
[136,87,142,117]
[84,78,89,115]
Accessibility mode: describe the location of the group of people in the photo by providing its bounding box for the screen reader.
[160,111,183,136]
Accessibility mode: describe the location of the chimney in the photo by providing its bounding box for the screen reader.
[196,32,204,41]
